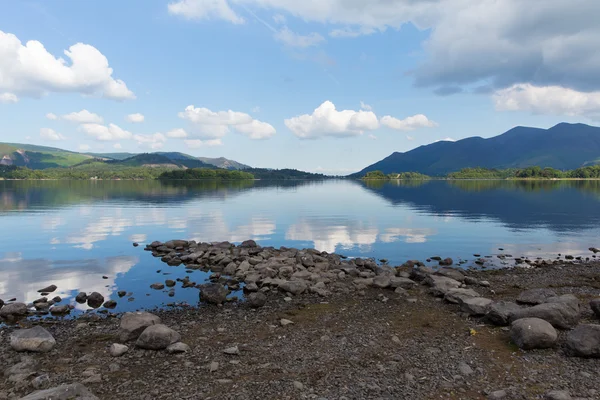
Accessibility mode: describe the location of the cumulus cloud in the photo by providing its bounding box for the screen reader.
[0,30,135,100]
[126,113,145,123]
[133,133,167,150]
[46,112,58,120]
[166,128,188,138]
[178,105,276,140]
[78,144,91,151]
[40,128,66,141]
[274,27,324,48]
[168,0,244,24]
[79,123,132,141]
[0,92,18,103]
[380,114,438,131]
[62,109,104,124]
[493,83,600,119]
[184,139,223,148]
[360,101,372,111]
[113,143,122,149]
[284,100,379,139]
[433,137,456,143]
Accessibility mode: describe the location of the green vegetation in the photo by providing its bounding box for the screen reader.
[242,168,328,180]
[448,166,600,179]
[362,170,431,180]
[159,168,254,180]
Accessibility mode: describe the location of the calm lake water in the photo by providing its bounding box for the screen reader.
[1,179,599,313]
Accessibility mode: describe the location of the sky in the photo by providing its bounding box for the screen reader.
[0,0,599,175]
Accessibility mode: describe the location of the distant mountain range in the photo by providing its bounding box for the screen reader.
[352,123,600,177]
[0,143,250,170]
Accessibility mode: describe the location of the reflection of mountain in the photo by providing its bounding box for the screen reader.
[0,180,321,213]
[361,180,600,232]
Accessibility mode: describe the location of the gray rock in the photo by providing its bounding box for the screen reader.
[0,302,28,318]
[119,312,161,342]
[165,280,176,287]
[37,285,57,293]
[510,302,579,329]
[389,277,417,289]
[510,318,558,350]
[31,374,51,390]
[434,267,463,282]
[10,326,56,353]
[135,324,181,350]
[372,275,391,288]
[150,283,165,290]
[545,294,579,311]
[166,342,191,354]
[545,390,572,400]
[409,265,434,282]
[488,390,507,400]
[109,343,129,357]
[247,292,267,308]
[86,292,104,309]
[49,305,70,315]
[199,283,229,304]
[460,297,493,316]
[565,324,600,358]
[516,288,557,305]
[75,292,87,303]
[103,300,117,309]
[487,301,522,326]
[19,383,99,400]
[279,280,307,296]
[444,288,480,304]
[425,275,461,296]
[589,299,600,318]
[458,361,474,376]
[223,346,240,355]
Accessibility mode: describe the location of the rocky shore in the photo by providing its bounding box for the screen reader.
[1,240,599,399]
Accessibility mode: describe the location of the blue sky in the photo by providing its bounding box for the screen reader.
[0,0,598,174]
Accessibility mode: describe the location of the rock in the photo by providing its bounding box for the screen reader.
[223,346,240,355]
[458,361,473,376]
[488,390,507,400]
[280,318,294,326]
[389,277,417,290]
[425,275,461,296]
[510,302,579,329]
[199,283,229,305]
[589,247,600,253]
[37,285,57,293]
[19,383,99,400]
[51,296,62,303]
[372,275,391,288]
[135,324,181,350]
[117,291,127,297]
[545,391,572,400]
[510,318,558,350]
[150,283,165,290]
[434,267,464,282]
[240,239,258,248]
[166,342,191,354]
[279,280,307,296]
[545,294,579,311]
[0,302,28,318]
[589,299,600,318]
[487,301,522,326]
[31,374,51,390]
[293,381,304,390]
[10,326,56,353]
[409,265,434,281]
[439,257,454,266]
[444,288,480,304]
[109,343,129,357]
[165,280,176,287]
[119,311,161,342]
[86,292,104,309]
[247,292,267,308]
[103,300,117,309]
[460,297,493,316]
[516,288,557,305]
[209,361,219,372]
[49,305,70,315]
[75,292,87,303]
[565,324,600,358]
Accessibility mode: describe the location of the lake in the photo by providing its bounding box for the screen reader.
[1,179,599,314]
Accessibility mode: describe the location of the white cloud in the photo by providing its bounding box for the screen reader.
[62,109,104,124]
[40,128,66,141]
[184,139,223,148]
[168,0,244,24]
[78,144,91,151]
[0,92,18,103]
[273,14,286,24]
[166,128,188,138]
[368,134,377,140]
[380,114,438,131]
[493,83,600,119]
[285,100,379,139]
[178,105,276,140]
[360,101,372,111]
[46,112,58,120]
[113,143,122,149]
[133,133,167,150]
[329,26,378,38]
[0,30,135,101]
[434,137,456,143]
[79,123,132,141]
[274,27,324,48]
[126,113,145,123]
[251,106,260,113]
[406,135,414,141]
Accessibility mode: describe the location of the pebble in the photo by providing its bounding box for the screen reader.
[209,361,219,372]
[223,346,240,355]
[280,319,294,326]
[293,381,304,390]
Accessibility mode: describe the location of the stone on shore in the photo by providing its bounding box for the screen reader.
[10,326,56,353]
[565,324,600,358]
[510,302,579,329]
[389,277,417,290]
[247,292,267,308]
[460,297,493,316]
[516,288,557,305]
[199,283,229,304]
[425,275,461,297]
[444,288,480,304]
[109,343,129,357]
[135,324,181,350]
[86,292,104,309]
[545,391,572,400]
[590,299,600,318]
[49,305,70,315]
[150,283,165,290]
[119,312,161,342]
[510,318,557,350]
[37,285,57,293]
[166,342,191,354]
[19,383,99,400]
[75,292,87,303]
[279,280,307,296]
[0,302,28,318]
[487,301,522,326]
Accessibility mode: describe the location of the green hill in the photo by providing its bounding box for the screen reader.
[0,143,92,169]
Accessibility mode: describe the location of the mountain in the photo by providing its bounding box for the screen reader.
[351,123,600,177]
[0,142,250,170]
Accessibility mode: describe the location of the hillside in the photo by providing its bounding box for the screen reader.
[0,143,92,169]
[351,123,600,177]
[88,151,250,170]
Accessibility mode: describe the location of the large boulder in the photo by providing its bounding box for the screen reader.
[565,324,600,358]
[460,297,493,316]
[119,312,161,342]
[19,383,99,400]
[590,299,600,318]
[510,302,579,329]
[86,292,104,309]
[409,265,434,282]
[487,301,522,326]
[545,294,579,312]
[425,275,461,297]
[444,288,480,304]
[510,318,558,350]
[0,302,28,318]
[10,326,56,353]
[135,324,181,350]
[247,292,267,308]
[389,277,417,290]
[516,288,557,305]
[199,283,229,304]
[434,267,464,282]
[279,280,308,296]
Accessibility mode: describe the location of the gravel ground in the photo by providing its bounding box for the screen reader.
[1,262,599,400]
